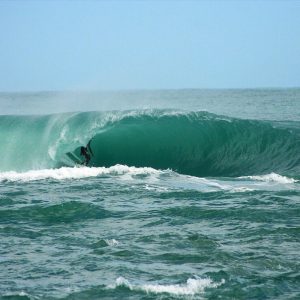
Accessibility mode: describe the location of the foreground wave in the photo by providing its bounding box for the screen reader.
[0,166,298,197]
[0,110,299,177]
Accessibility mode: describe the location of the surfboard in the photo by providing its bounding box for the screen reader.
[65,140,94,166]
[66,151,84,165]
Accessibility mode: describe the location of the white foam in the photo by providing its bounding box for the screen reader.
[144,184,170,192]
[172,174,242,192]
[104,239,119,247]
[0,165,162,182]
[110,276,224,296]
[3,291,29,298]
[239,173,297,184]
[230,187,254,193]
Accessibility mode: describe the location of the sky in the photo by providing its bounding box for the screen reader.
[0,0,299,91]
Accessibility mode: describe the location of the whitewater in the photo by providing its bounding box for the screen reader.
[0,89,300,300]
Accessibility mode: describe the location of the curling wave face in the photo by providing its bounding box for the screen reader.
[0,110,300,177]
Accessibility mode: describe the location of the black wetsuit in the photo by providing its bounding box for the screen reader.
[80,147,91,165]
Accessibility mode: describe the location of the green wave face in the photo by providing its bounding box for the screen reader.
[0,112,104,171]
[1,110,300,177]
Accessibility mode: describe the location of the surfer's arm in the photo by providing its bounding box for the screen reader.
[87,140,94,156]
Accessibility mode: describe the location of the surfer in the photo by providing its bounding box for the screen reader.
[80,146,91,165]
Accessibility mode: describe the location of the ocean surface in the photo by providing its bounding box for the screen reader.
[0,89,299,299]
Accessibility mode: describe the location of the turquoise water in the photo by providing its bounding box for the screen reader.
[0,89,300,299]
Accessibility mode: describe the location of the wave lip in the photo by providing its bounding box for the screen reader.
[110,276,224,296]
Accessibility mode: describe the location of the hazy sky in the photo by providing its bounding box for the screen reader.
[0,0,299,91]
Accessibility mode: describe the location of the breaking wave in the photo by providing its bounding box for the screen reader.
[0,110,299,177]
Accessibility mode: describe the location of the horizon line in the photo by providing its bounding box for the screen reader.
[1,86,300,94]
